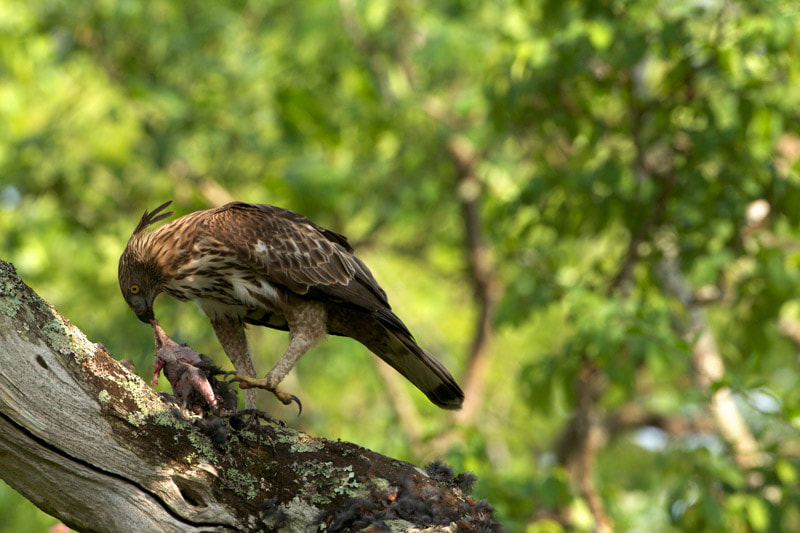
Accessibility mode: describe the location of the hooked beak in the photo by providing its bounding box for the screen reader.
[132,299,155,324]
[135,308,155,324]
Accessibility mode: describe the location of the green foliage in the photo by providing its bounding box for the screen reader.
[0,481,63,532]
[2,0,800,531]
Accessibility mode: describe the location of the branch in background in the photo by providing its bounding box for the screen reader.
[336,3,501,427]
[658,244,765,468]
[608,76,675,296]
[604,403,716,438]
[337,0,396,104]
[444,134,501,425]
[555,360,613,533]
[334,2,431,439]
[373,359,424,445]
[341,3,503,424]
[554,80,677,530]
[424,102,499,426]
[778,315,800,350]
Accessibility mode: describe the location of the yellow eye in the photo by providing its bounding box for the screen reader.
[130,284,140,295]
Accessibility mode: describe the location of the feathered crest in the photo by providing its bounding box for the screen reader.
[133,201,175,234]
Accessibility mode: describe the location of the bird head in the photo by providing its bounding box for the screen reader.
[118,201,174,323]
[118,257,162,323]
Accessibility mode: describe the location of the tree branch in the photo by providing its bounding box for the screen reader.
[658,247,765,468]
[554,360,613,533]
[444,134,501,425]
[0,259,498,532]
[336,4,501,426]
[372,359,424,446]
[604,403,716,438]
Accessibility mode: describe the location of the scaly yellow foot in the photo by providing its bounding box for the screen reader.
[233,374,302,414]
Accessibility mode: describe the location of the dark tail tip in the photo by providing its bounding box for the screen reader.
[428,382,465,410]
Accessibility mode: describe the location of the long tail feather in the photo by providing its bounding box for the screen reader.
[328,305,464,409]
[383,329,464,409]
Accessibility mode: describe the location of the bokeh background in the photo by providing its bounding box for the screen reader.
[2,0,800,531]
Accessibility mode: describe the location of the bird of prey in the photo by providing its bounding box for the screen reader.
[118,201,464,411]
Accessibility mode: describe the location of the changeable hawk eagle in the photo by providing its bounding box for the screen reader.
[118,201,464,410]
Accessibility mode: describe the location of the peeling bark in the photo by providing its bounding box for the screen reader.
[0,260,498,532]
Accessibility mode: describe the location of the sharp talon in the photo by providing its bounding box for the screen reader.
[275,392,302,414]
[290,395,302,416]
[232,374,302,415]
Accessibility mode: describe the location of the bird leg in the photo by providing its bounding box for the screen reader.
[211,315,259,410]
[234,332,316,409]
[235,300,326,414]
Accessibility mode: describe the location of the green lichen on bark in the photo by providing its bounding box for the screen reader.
[291,460,365,506]
[0,260,96,362]
[185,427,222,465]
[289,435,326,453]
[42,319,71,355]
[0,266,22,318]
[386,519,420,532]
[0,293,21,318]
[271,496,322,532]
[222,468,259,500]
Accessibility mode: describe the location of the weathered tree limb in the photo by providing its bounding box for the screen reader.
[0,260,498,532]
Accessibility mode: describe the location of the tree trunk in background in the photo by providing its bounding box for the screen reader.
[0,260,497,533]
[447,134,500,425]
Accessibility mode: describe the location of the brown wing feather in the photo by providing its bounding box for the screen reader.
[206,203,409,331]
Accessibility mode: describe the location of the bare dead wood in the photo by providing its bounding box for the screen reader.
[0,259,498,533]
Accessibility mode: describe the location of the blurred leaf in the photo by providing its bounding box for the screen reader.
[2,0,800,530]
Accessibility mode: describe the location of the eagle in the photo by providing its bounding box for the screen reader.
[118,201,464,411]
